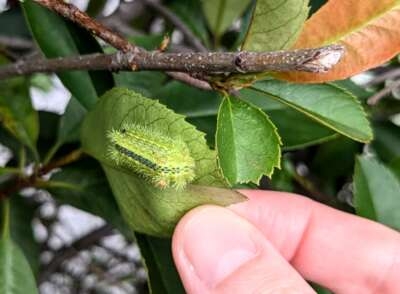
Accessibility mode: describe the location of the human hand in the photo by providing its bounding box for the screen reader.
[172,190,400,293]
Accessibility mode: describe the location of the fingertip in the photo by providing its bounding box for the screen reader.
[229,190,314,260]
[172,205,218,294]
[172,205,314,294]
[172,205,262,292]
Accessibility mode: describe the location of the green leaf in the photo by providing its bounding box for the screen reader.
[22,1,114,110]
[156,81,222,118]
[232,2,255,49]
[49,159,186,293]
[10,196,39,276]
[57,97,87,144]
[0,168,20,177]
[82,88,224,186]
[250,80,373,142]
[66,22,114,97]
[0,8,30,37]
[314,136,359,173]
[0,199,9,239]
[37,111,60,161]
[105,168,243,236]
[333,79,372,101]
[169,0,210,46]
[0,199,37,294]
[372,122,400,163]
[389,157,400,181]
[42,97,87,163]
[0,238,38,294]
[268,106,337,149]
[81,88,245,236]
[113,35,167,98]
[0,78,38,157]
[156,81,222,146]
[156,81,337,150]
[312,137,359,180]
[241,88,337,149]
[49,158,129,235]
[202,0,252,37]
[216,96,281,185]
[136,234,185,294]
[86,0,107,16]
[312,283,332,294]
[354,156,400,231]
[0,127,23,163]
[309,0,327,15]
[127,35,164,50]
[30,74,53,92]
[115,72,167,98]
[187,116,218,147]
[311,137,359,195]
[270,155,295,192]
[38,111,59,141]
[242,0,310,51]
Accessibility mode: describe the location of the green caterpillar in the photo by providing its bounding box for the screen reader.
[107,123,196,190]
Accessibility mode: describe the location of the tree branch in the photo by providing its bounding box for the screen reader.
[0,148,84,200]
[140,0,208,52]
[365,68,400,87]
[0,35,34,50]
[166,71,212,90]
[29,0,345,91]
[34,0,211,89]
[0,45,345,80]
[368,79,400,105]
[33,0,137,53]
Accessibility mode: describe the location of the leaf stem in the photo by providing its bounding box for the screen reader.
[38,148,84,176]
[18,145,26,173]
[0,148,85,201]
[43,141,62,165]
[0,199,10,239]
[35,179,80,190]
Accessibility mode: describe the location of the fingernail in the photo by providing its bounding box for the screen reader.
[181,207,260,288]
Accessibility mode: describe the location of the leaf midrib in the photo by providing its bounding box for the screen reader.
[215,0,227,34]
[1,241,13,294]
[249,85,372,142]
[226,97,239,181]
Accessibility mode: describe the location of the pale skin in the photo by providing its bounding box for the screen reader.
[172,190,400,294]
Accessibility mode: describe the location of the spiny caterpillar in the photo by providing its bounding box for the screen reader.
[107,123,196,190]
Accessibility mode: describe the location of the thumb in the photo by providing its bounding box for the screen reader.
[172,205,316,294]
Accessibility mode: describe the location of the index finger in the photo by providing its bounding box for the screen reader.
[229,190,400,293]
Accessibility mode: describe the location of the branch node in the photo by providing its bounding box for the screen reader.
[234,52,247,73]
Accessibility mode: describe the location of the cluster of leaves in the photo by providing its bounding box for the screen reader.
[0,0,399,293]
